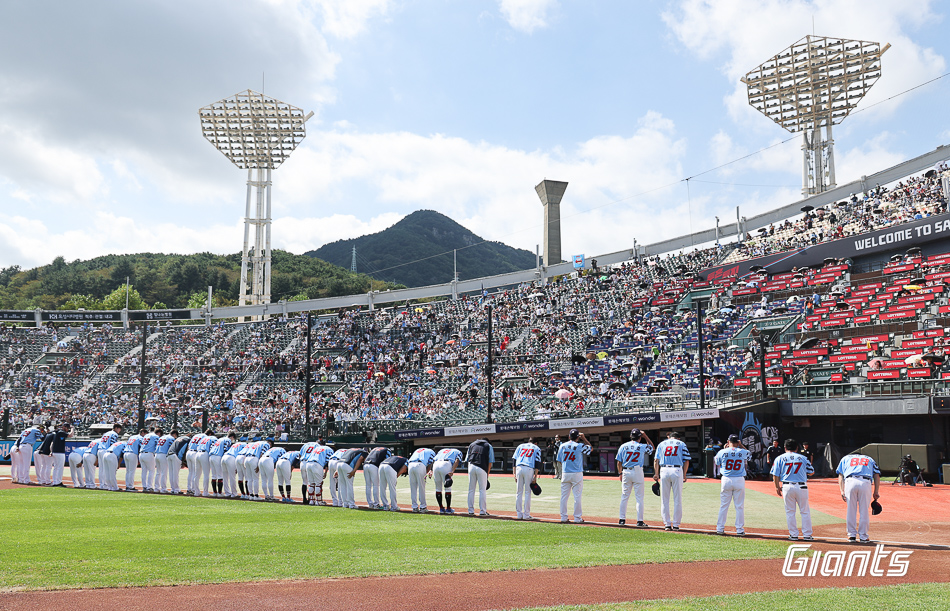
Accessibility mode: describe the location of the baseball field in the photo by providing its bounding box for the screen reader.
[1,467,948,609]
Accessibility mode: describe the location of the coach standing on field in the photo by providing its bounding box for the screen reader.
[557,429,591,524]
[653,431,690,531]
[466,438,494,516]
[771,439,814,541]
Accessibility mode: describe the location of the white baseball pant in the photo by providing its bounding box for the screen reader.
[559,471,583,521]
[337,462,356,508]
[51,452,65,486]
[244,456,261,496]
[236,455,248,494]
[139,452,156,491]
[468,464,488,514]
[123,453,139,489]
[716,475,746,533]
[259,457,277,499]
[10,444,31,483]
[408,462,428,511]
[83,453,97,488]
[197,452,212,495]
[782,483,812,537]
[305,462,325,503]
[34,451,52,485]
[154,453,168,492]
[275,458,293,494]
[68,452,85,488]
[515,465,536,519]
[168,455,182,493]
[102,453,119,490]
[185,450,197,493]
[327,459,340,505]
[221,455,237,496]
[660,466,684,527]
[379,463,398,510]
[97,450,112,489]
[363,463,380,506]
[619,466,645,522]
[845,477,872,540]
[432,460,453,493]
[210,455,223,489]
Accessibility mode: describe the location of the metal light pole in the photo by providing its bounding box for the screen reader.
[758,336,768,400]
[305,311,313,439]
[137,324,148,431]
[486,304,493,424]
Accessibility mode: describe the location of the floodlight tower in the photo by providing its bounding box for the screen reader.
[199,90,313,308]
[741,35,889,197]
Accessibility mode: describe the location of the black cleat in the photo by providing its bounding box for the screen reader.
[619,519,626,526]
[637,521,647,528]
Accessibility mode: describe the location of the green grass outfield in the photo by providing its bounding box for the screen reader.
[0,486,788,591]
[516,583,950,610]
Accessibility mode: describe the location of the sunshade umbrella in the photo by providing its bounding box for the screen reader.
[554,389,572,400]
[904,354,924,365]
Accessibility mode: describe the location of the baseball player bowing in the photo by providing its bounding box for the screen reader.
[275,449,300,502]
[379,454,409,511]
[363,446,392,509]
[616,428,654,527]
[432,446,463,514]
[466,438,495,517]
[714,434,751,536]
[557,429,591,523]
[513,437,542,520]
[770,439,814,541]
[305,443,331,506]
[653,431,690,531]
[408,446,436,513]
[337,447,368,509]
[836,451,881,543]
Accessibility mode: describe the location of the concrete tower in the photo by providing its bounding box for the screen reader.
[535,180,568,267]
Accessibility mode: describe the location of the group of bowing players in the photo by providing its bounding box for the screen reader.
[57,423,498,514]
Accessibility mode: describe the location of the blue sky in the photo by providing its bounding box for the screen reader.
[0,0,947,270]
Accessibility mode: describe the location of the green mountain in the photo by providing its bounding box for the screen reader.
[305,210,537,287]
[0,251,400,311]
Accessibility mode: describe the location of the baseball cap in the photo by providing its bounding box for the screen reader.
[728,434,740,443]
[630,428,641,439]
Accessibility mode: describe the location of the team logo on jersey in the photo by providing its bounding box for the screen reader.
[782,544,911,577]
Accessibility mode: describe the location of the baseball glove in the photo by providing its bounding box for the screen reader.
[530,482,542,496]
[486,480,491,490]
[871,500,883,515]
[444,474,453,489]
[652,481,660,496]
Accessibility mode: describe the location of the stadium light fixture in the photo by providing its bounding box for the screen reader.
[741,35,890,198]
[199,90,314,308]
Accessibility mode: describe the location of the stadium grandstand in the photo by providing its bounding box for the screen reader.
[2,148,950,482]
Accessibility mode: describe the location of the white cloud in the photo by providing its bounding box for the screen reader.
[498,0,558,33]
[0,125,105,203]
[310,0,392,39]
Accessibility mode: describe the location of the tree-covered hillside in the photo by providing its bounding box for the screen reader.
[0,251,400,311]
[305,210,537,287]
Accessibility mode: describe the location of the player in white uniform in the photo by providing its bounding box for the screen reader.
[222,440,246,498]
[556,430,591,523]
[407,447,436,513]
[298,442,319,503]
[714,434,751,536]
[154,429,176,493]
[653,431,690,530]
[836,452,881,543]
[378,455,409,511]
[185,432,204,495]
[304,444,331,505]
[102,441,127,491]
[513,438,542,520]
[615,428,654,527]
[770,439,815,541]
[259,444,287,501]
[432,447,462,514]
[363,447,392,509]
[69,442,97,488]
[11,425,45,484]
[336,448,368,509]
[208,432,235,497]
[245,439,270,500]
[123,429,144,491]
[195,430,216,497]
[96,425,124,490]
[139,428,160,492]
[275,450,300,502]
[326,447,345,506]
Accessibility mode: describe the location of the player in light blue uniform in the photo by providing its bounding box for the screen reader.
[209,432,235,497]
[68,441,96,489]
[96,425,124,490]
[653,431,691,530]
[102,441,128,491]
[714,434,752,536]
[185,432,204,495]
[123,429,144,491]
[275,450,300,502]
[305,444,331,505]
[770,439,814,541]
[221,439,246,498]
[432,447,462,514]
[615,428,654,527]
[557,429,592,523]
[836,452,881,542]
[408,447,436,512]
[298,441,319,501]
[11,424,45,484]
[155,429,176,493]
[139,429,159,492]
[513,438,542,520]
[260,444,288,501]
[195,430,217,497]
[244,439,271,500]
